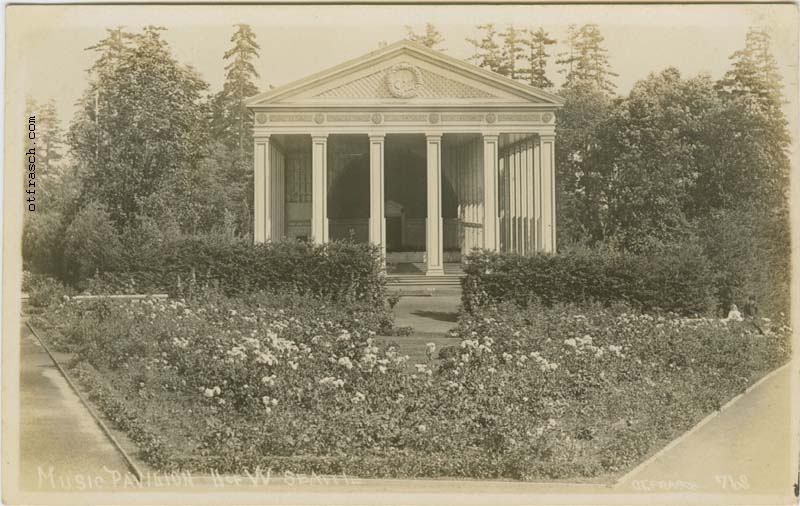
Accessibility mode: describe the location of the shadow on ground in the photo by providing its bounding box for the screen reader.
[410,310,458,323]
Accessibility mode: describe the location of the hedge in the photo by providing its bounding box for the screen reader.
[82,238,386,303]
[461,244,716,315]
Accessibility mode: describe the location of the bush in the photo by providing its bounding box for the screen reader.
[25,272,72,308]
[33,292,789,480]
[461,242,716,316]
[62,202,124,284]
[698,206,791,318]
[66,237,387,304]
[23,211,66,276]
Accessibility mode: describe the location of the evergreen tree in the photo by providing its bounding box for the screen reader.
[557,24,617,93]
[717,27,784,110]
[500,25,526,80]
[405,23,445,50]
[466,24,506,75]
[523,27,556,88]
[212,24,261,158]
[25,98,64,178]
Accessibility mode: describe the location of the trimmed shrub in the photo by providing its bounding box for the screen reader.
[71,237,387,304]
[462,242,716,316]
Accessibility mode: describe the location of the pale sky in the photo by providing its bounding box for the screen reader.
[6,3,799,129]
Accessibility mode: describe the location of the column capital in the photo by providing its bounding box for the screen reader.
[311,133,329,141]
[254,134,271,142]
[539,133,556,142]
[482,133,500,142]
[368,133,386,141]
[425,133,443,142]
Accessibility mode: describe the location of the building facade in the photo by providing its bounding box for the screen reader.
[246,40,563,275]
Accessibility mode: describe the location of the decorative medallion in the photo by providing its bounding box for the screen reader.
[428,112,440,124]
[485,113,497,124]
[385,63,422,99]
[542,112,554,123]
[313,113,325,124]
[371,113,383,125]
[255,113,268,125]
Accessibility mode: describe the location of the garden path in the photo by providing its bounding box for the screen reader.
[18,322,132,492]
[391,295,461,335]
[615,364,795,496]
[378,295,461,366]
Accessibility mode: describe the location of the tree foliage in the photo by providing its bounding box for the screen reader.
[405,23,445,50]
[68,26,209,228]
[211,23,261,158]
[466,24,506,75]
[523,28,557,88]
[557,24,618,93]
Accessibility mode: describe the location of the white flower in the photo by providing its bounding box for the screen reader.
[378,365,387,374]
[289,361,298,371]
[417,424,427,433]
[426,342,436,354]
[352,391,366,403]
[261,375,276,386]
[338,357,354,370]
[564,338,577,347]
[203,388,215,398]
[487,367,497,374]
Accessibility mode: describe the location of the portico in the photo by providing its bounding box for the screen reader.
[246,40,563,274]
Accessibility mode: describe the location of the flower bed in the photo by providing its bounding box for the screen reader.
[33,295,790,480]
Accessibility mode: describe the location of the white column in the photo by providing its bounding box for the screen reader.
[533,139,542,251]
[254,135,270,243]
[523,139,534,255]
[311,134,329,244]
[482,134,499,251]
[270,145,285,240]
[425,134,444,276]
[540,134,556,253]
[368,134,386,263]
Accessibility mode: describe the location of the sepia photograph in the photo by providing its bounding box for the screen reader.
[2,2,799,505]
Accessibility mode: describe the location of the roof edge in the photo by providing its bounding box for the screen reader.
[245,39,565,108]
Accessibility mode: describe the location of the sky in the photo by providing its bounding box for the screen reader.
[6,3,799,130]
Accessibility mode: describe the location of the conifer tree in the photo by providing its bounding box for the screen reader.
[557,24,617,93]
[466,24,506,75]
[405,23,445,50]
[523,27,556,88]
[500,25,526,80]
[212,24,261,158]
[717,27,784,113]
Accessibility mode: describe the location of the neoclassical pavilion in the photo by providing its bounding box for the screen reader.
[246,40,563,275]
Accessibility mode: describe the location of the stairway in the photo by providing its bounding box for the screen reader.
[386,273,464,296]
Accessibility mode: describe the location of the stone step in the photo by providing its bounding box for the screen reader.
[387,279,463,285]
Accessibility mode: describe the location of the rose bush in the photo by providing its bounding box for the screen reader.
[33,294,790,479]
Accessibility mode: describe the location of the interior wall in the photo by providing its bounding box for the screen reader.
[327,135,370,243]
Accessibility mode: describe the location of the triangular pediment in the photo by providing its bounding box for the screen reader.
[247,40,565,108]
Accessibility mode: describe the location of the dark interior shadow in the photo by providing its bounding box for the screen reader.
[411,310,458,323]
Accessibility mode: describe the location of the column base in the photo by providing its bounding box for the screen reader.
[425,266,445,276]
